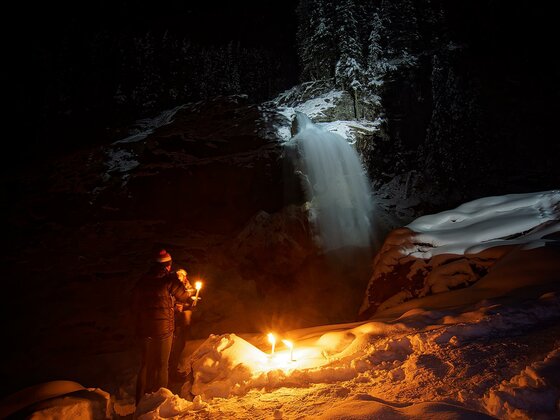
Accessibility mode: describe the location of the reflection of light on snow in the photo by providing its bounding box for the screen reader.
[246,344,329,374]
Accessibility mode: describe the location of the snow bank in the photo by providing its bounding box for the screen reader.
[177,292,560,401]
[120,289,560,418]
[0,382,111,420]
[361,189,560,318]
[183,333,268,399]
[406,190,560,258]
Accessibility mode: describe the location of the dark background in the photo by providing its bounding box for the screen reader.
[9,1,300,168]
[9,1,558,166]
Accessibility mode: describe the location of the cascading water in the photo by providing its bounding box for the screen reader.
[289,112,374,251]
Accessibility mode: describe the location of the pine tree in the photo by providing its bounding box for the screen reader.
[296,0,336,81]
[334,0,365,91]
[421,54,485,194]
[365,11,386,88]
[332,0,366,117]
[379,0,420,60]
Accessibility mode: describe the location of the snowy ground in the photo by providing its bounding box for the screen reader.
[132,290,560,419]
[127,191,560,420]
[5,187,559,419]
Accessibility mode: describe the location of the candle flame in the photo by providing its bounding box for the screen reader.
[195,281,202,290]
[281,339,293,349]
[267,333,276,345]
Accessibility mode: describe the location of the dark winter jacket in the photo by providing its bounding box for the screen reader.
[132,267,192,339]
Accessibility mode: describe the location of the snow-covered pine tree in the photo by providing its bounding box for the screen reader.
[421,54,485,194]
[225,41,241,95]
[334,0,365,117]
[296,0,336,81]
[379,0,420,62]
[365,11,386,89]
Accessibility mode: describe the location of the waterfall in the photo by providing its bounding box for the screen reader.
[289,112,374,251]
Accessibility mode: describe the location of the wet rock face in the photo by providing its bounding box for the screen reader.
[95,96,289,232]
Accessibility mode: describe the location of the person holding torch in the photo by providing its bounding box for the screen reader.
[132,249,193,404]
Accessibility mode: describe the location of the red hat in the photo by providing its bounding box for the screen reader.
[156,249,172,263]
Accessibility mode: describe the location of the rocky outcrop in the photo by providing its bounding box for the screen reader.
[359,227,498,319]
[271,80,381,126]
[359,191,560,319]
[92,95,290,232]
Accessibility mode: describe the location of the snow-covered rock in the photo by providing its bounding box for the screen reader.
[260,80,383,144]
[360,190,560,318]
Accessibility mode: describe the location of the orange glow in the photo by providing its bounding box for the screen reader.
[231,335,330,374]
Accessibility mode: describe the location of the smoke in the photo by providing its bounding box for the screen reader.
[289,112,375,251]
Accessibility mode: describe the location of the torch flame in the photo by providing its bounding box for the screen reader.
[267,333,276,356]
[282,339,295,361]
[281,339,293,349]
[195,281,202,291]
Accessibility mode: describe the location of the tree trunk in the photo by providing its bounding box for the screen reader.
[353,88,359,119]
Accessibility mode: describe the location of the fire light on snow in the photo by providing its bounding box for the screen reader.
[134,191,560,417]
[255,334,327,372]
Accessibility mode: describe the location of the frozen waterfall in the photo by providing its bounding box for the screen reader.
[289,112,374,251]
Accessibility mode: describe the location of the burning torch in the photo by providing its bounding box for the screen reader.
[282,339,295,361]
[192,281,202,307]
[267,333,276,356]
